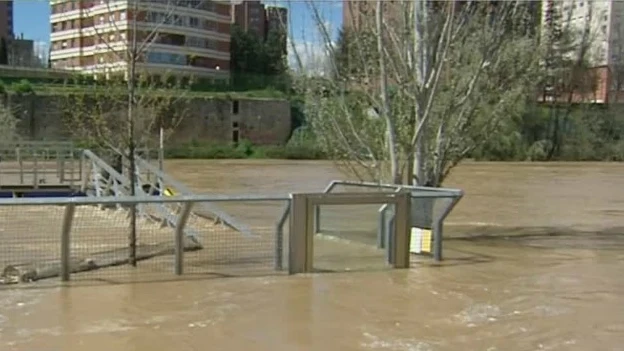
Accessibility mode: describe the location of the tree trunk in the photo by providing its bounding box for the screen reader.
[1,237,203,284]
[127,0,140,267]
[376,0,400,184]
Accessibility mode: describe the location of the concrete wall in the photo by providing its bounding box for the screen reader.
[3,93,292,145]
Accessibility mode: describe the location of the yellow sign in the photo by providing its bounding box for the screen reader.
[410,227,432,254]
[163,188,175,197]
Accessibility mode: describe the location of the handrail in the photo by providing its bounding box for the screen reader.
[0,193,291,206]
[276,180,464,263]
[132,154,256,237]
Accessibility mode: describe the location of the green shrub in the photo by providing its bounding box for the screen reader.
[164,140,326,160]
[12,79,34,94]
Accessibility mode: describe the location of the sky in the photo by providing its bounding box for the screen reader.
[13,0,342,71]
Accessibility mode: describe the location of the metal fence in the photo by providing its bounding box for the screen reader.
[306,180,463,261]
[0,141,80,187]
[0,192,418,285]
[0,195,290,285]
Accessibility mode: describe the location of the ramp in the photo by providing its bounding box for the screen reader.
[80,149,204,239]
[106,147,255,237]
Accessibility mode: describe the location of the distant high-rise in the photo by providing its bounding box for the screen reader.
[231,1,287,50]
[49,0,232,79]
[0,0,14,39]
[231,0,266,37]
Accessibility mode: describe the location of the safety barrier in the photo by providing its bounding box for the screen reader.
[0,141,80,187]
[277,180,463,262]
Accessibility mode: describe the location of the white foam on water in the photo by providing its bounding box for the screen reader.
[454,303,502,325]
[78,319,135,334]
[360,332,433,351]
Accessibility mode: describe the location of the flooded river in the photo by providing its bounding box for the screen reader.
[2,161,624,350]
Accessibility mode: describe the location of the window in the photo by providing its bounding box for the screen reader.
[99,15,104,24]
[146,51,187,65]
[202,20,216,31]
[120,32,126,40]
[109,33,116,41]
[61,41,68,48]
[232,100,239,114]
[189,17,199,28]
[109,14,115,22]
[120,12,126,20]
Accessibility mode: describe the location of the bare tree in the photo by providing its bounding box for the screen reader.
[62,0,197,265]
[292,1,543,186]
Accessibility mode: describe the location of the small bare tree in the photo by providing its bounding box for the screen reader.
[62,0,196,265]
[292,1,543,186]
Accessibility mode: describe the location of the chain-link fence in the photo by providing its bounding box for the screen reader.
[0,195,290,286]
[0,182,463,287]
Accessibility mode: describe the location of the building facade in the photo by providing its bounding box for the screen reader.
[0,0,13,40]
[231,1,287,40]
[231,0,265,37]
[7,37,37,67]
[540,0,624,103]
[49,0,231,80]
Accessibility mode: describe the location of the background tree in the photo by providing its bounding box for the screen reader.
[294,0,543,187]
[230,24,289,90]
[541,0,600,160]
[62,0,193,266]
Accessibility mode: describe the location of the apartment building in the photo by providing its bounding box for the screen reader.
[231,0,265,37]
[540,0,624,103]
[231,1,287,40]
[49,0,231,80]
[0,0,13,39]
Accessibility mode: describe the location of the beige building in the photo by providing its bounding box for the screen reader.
[49,0,232,81]
[541,0,624,103]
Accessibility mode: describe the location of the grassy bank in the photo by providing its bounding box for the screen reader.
[165,141,326,160]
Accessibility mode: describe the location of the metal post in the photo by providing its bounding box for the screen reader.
[17,147,23,185]
[69,144,75,188]
[314,205,320,233]
[80,153,88,192]
[385,216,395,265]
[174,202,194,275]
[60,147,66,183]
[56,147,61,180]
[61,204,76,282]
[289,194,311,274]
[433,220,443,261]
[274,202,290,271]
[33,153,38,188]
[392,191,411,269]
[377,205,388,249]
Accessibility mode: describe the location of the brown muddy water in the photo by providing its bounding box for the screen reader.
[2,161,624,351]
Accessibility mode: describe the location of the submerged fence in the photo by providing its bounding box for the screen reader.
[0,189,462,285]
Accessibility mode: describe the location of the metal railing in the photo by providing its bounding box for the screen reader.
[80,149,205,239]
[0,188,464,285]
[0,194,289,284]
[0,141,80,187]
[132,155,255,236]
[277,180,463,262]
